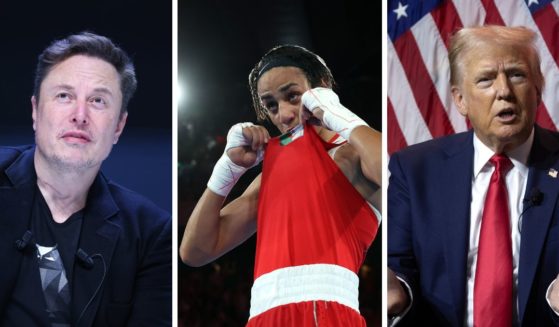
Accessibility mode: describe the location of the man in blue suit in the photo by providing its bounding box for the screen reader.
[388,25,559,326]
[0,32,171,326]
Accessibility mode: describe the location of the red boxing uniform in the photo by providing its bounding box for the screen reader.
[247,123,378,326]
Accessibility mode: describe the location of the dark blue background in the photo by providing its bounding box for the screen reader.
[0,0,172,212]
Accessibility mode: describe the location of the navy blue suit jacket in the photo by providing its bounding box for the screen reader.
[388,126,559,326]
[0,146,171,326]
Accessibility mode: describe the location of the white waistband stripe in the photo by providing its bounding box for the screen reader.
[249,264,360,319]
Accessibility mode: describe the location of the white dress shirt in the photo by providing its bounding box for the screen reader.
[464,131,533,327]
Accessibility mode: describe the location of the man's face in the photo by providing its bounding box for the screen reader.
[452,43,540,153]
[257,66,311,134]
[32,54,127,172]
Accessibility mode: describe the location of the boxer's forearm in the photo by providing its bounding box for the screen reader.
[180,175,259,267]
[301,88,380,186]
[349,126,382,187]
[180,188,226,266]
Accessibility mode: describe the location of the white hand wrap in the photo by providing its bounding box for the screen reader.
[207,122,263,197]
[301,87,369,141]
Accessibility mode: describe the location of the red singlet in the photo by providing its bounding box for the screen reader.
[247,123,378,326]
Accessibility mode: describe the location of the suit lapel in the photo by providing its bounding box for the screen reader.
[518,126,559,323]
[0,147,37,309]
[72,174,121,327]
[441,132,475,323]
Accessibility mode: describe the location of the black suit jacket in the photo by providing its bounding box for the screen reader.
[388,126,559,326]
[0,146,171,326]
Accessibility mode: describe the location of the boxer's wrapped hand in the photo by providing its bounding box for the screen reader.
[207,123,269,197]
[301,87,369,141]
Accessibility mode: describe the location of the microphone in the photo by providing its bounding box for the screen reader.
[76,248,95,269]
[525,187,543,206]
[14,231,33,251]
[518,187,544,232]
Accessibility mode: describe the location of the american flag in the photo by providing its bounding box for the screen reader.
[387,0,559,155]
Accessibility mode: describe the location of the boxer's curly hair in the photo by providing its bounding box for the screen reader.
[248,45,335,121]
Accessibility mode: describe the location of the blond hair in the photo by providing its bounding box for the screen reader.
[448,25,544,93]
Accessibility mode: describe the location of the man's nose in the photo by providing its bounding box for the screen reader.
[495,73,513,101]
[71,100,89,125]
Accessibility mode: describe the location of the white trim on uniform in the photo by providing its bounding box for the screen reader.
[249,263,360,319]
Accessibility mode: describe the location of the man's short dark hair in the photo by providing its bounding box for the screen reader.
[249,45,335,121]
[33,31,137,115]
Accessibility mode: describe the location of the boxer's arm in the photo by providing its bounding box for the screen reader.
[301,88,381,187]
[348,125,382,187]
[180,123,268,266]
[180,175,260,266]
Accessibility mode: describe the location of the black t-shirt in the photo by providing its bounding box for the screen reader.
[3,187,83,327]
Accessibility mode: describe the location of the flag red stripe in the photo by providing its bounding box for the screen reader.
[480,0,506,25]
[388,99,408,155]
[532,4,559,69]
[430,0,464,49]
[393,31,455,138]
[535,102,558,131]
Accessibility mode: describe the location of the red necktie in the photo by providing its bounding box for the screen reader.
[474,154,513,327]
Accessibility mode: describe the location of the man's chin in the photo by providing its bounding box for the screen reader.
[496,124,530,139]
[491,128,531,149]
[46,154,97,172]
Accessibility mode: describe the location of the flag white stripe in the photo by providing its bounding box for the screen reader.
[452,0,486,27]
[552,0,559,17]
[411,14,468,133]
[388,38,433,145]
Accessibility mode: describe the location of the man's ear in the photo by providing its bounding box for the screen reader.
[451,86,468,117]
[113,111,128,144]
[31,96,38,131]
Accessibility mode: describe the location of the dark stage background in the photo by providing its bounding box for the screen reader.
[0,0,172,212]
[178,0,382,326]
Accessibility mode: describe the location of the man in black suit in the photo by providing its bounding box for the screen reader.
[0,32,171,326]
